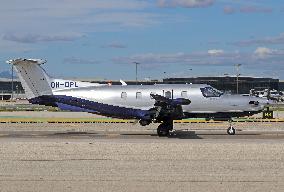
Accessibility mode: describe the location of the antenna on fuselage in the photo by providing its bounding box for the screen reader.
[120,79,127,86]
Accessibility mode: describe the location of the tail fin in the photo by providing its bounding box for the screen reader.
[6,58,53,99]
[7,58,107,99]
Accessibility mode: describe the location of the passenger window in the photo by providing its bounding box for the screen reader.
[121,92,127,99]
[181,91,187,98]
[165,91,171,99]
[136,92,142,99]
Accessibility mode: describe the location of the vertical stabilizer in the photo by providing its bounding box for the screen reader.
[6,58,53,99]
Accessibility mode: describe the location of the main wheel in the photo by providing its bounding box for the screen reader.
[157,125,170,137]
[227,126,236,135]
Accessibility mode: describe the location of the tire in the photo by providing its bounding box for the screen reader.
[227,126,236,135]
[157,125,169,137]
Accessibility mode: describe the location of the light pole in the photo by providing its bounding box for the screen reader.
[235,64,241,94]
[11,64,14,100]
[188,68,193,83]
[189,68,192,76]
[133,62,140,85]
[163,71,167,80]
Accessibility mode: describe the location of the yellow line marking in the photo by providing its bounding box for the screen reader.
[0,118,284,124]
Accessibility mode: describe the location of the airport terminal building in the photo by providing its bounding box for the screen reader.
[0,76,282,99]
[163,76,280,94]
[0,78,24,100]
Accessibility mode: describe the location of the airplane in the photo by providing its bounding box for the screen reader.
[7,58,270,137]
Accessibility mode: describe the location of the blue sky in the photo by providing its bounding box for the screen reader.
[0,0,284,80]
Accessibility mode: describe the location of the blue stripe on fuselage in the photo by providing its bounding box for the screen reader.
[29,95,151,120]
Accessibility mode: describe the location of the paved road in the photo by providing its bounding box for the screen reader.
[0,123,284,192]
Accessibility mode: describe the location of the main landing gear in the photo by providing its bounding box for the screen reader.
[157,121,173,137]
[227,120,236,135]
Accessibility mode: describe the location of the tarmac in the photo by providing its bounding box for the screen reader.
[0,111,284,191]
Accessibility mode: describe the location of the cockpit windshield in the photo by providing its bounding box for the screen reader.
[200,87,223,97]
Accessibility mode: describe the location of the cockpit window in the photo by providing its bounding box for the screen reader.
[200,87,223,97]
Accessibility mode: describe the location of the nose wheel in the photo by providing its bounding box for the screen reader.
[227,126,236,135]
[227,119,236,135]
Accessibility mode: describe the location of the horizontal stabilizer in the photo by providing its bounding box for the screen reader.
[7,58,46,65]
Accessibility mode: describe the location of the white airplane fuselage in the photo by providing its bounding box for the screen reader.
[52,84,265,114]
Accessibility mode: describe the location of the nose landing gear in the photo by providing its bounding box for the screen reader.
[227,120,236,135]
[227,126,236,135]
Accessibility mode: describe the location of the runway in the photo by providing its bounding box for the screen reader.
[1,129,284,140]
[1,121,284,140]
[0,122,284,192]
